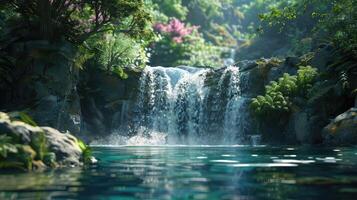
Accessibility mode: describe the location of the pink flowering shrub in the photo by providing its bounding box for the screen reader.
[154,18,198,43]
[151,18,221,67]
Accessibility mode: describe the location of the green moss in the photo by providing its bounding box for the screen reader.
[43,152,56,167]
[256,58,283,79]
[77,139,93,165]
[1,131,53,171]
[0,135,36,171]
[1,112,92,171]
[30,132,47,161]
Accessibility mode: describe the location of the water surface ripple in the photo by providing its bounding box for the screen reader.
[1,146,357,200]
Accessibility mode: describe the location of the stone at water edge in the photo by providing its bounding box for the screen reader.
[0,112,92,169]
[323,108,357,145]
[41,127,83,166]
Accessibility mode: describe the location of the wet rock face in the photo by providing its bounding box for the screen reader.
[323,108,357,145]
[0,112,84,169]
[0,42,82,136]
[78,67,142,138]
[285,110,324,144]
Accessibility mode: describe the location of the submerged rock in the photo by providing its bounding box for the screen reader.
[0,112,88,170]
[323,108,357,145]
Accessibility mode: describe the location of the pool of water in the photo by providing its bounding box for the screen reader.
[1,146,357,199]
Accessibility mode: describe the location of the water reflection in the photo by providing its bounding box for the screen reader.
[1,146,357,199]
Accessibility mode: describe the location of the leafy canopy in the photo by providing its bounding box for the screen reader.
[2,0,153,44]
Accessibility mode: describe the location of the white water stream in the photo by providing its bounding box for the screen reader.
[129,65,247,144]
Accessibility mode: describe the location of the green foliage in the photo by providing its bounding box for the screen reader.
[8,111,37,126]
[0,135,34,171]
[0,112,50,171]
[296,66,318,95]
[0,0,154,87]
[30,132,47,161]
[77,139,93,165]
[0,135,17,158]
[259,0,357,56]
[251,66,318,118]
[150,0,188,21]
[93,33,149,78]
[1,0,154,44]
[150,31,223,67]
[188,0,232,19]
[177,35,223,67]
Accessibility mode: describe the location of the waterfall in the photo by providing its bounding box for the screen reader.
[127,65,248,145]
[220,67,242,144]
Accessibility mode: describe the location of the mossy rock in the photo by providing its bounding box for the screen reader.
[0,112,92,171]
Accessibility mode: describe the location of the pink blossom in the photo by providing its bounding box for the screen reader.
[172,37,183,43]
[154,23,168,32]
[153,18,199,43]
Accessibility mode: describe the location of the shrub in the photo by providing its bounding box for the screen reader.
[250,65,318,118]
[150,18,224,67]
[92,33,149,79]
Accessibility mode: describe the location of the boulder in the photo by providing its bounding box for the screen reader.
[285,109,324,144]
[323,108,357,145]
[0,116,43,144]
[41,127,82,166]
[0,112,86,169]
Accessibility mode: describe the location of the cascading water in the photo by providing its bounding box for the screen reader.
[127,65,248,145]
[220,67,242,144]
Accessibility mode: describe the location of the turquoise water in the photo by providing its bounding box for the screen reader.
[1,146,357,199]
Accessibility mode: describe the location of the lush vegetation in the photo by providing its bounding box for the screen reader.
[251,66,318,119]
[0,0,356,147]
[248,0,357,125]
[259,0,357,55]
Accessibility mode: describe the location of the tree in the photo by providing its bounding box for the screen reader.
[1,0,153,44]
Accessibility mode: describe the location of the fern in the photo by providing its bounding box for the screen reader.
[251,65,318,118]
